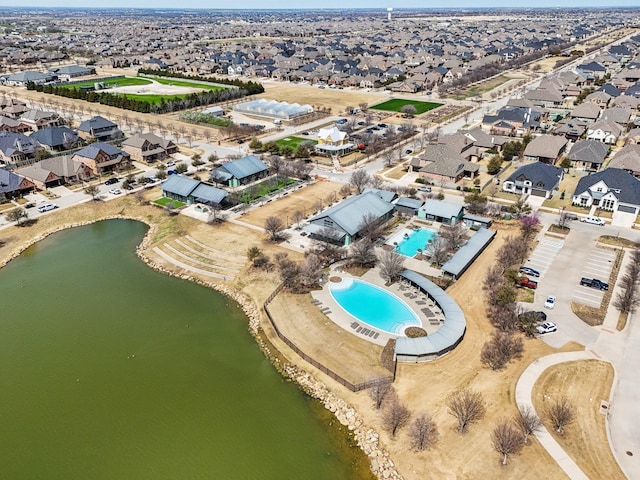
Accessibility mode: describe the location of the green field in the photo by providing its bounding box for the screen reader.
[370,99,443,114]
[275,137,317,148]
[149,76,224,91]
[121,93,190,104]
[62,77,152,88]
[154,197,186,208]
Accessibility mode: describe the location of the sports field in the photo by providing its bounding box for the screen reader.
[62,77,152,88]
[370,98,443,114]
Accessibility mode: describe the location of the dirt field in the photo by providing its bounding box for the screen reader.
[239,180,346,228]
[532,360,624,480]
[109,80,202,96]
[258,81,389,113]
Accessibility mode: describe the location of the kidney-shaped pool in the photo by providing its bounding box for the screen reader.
[329,278,421,335]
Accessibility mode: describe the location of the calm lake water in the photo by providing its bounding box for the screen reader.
[0,219,373,480]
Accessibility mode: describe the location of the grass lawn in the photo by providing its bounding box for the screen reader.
[450,75,510,100]
[154,197,186,208]
[370,98,442,115]
[275,137,317,149]
[61,77,152,88]
[121,93,190,104]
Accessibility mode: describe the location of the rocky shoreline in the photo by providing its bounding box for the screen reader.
[1,215,402,480]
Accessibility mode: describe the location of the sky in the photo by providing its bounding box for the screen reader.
[0,0,638,9]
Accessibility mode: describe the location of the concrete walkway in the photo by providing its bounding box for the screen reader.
[515,351,592,480]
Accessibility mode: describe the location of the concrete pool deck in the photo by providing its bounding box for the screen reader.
[311,269,445,346]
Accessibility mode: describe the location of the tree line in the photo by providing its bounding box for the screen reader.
[136,68,265,95]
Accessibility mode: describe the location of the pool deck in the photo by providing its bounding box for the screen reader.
[311,269,445,346]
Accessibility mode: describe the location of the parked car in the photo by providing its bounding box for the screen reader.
[417,185,431,192]
[519,266,540,277]
[581,216,605,226]
[517,277,538,289]
[108,188,122,195]
[167,170,178,175]
[165,161,176,168]
[37,203,58,213]
[536,321,557,334]
[580,277,609,291]
[405,149,413,154]
[544,295,556,309]
[104,178,118,185]
[357,121,366,126]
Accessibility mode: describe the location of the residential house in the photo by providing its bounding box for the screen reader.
[414,144,479,184]
[0,115,32,133]
[522,135,568,164]
[315,126,353,156]
[439,133,478,162]
[161,174,228,206]
[502,162,564,199]
[121,133,177,162]
[77,116,123,142]
[71,142,131,174]
[305,191,395,246]
[551,118,588,141]
[524,88,564,109]
[566,140,609,171]
[16,155,93,190]
[210,155,269,187]
[0,131,41,167]
[569,102,601,122]
[0,98,29,118]
[30,127,82,152]
[572,168,640,217]
[417,200,464,225]
[626,128,640,145]
[576,61,607,81]
[0,168,34,200]
[20,110,65,131]
[607,144,640,178]
[585,90,612,109]
[586,119,623,145]
[601,107,633,127]
[482,106,542,136]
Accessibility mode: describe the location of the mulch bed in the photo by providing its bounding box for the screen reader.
[329,276,342,283]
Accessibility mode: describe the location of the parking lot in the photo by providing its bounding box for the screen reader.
[524,237,565,279]
[572,247,617,308]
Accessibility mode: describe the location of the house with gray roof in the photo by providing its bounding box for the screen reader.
[607,144,640,178]
[0,168,35,200]
[210,155,269,187]
[121,133,177,162]
[567,139,609,172]
[570,102,601,122]
[393,197,423,217]
[572,168,640,217]
[30,127,82,152]
[48,64,95,81]
[587,118,623,145]
[77,116,122,142]
[161,174,228,206]
[71,142,130,174]
[305,191,394,246]
[20,109,65,130]
[3,70,55,86]
[16,155,92,189]
[503,162,564,199]
[0,131,41,167]
[602,107,633,126]
[418,200,464,225]
[415,145,479,184]
[523,135,568,164]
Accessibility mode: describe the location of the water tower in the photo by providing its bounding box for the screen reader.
[387,7,393,20]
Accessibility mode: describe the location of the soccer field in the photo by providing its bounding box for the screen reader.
[371,98,443,114]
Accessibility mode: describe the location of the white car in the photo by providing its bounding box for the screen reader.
[536,321,557,334]
[108,188,122,195]
[165,161,176,168]
[37,203,58,213]
[581,216,605,226]
[544,295,556,309]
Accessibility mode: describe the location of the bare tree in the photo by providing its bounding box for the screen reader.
[339,183,351,198]
[350,237,377,268]
[84,184,100,200]
[492,421,525,465]
[369,380,392,409]
[545,397,575,435]
[291,209,305,229]
[614,250,640,315]
[428,236,449,265]
[378,250,405,283]
[440,222,468,250]
[382,394,410,438]
[6,207,28,226]
[358,212,385,240]
[514,405,543,444]
[409,414,439,451]
[264,216,286,242]
[349,168,372,194]
[298,253,323,290]
[206,203,227,224]
[448,389,486,433]
[480,332,523,370]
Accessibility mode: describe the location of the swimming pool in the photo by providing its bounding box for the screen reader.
[391,228,437,257]
[329,278,421,335]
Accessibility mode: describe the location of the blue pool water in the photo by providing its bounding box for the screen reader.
[396,229,437,257]
[329,279,420,335]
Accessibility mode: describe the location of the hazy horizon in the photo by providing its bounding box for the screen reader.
[0,1,638,10]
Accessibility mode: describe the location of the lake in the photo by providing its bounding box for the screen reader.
[0,219,373,480]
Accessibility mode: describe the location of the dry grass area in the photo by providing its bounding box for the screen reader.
[599,235,640,249]
[532,360,624,480]
[311,222,586,480]
[259,81,388,113]
[239,180,346,228]
[268,292,391,385]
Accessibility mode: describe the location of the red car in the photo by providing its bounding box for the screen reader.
[517,277,538,289]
